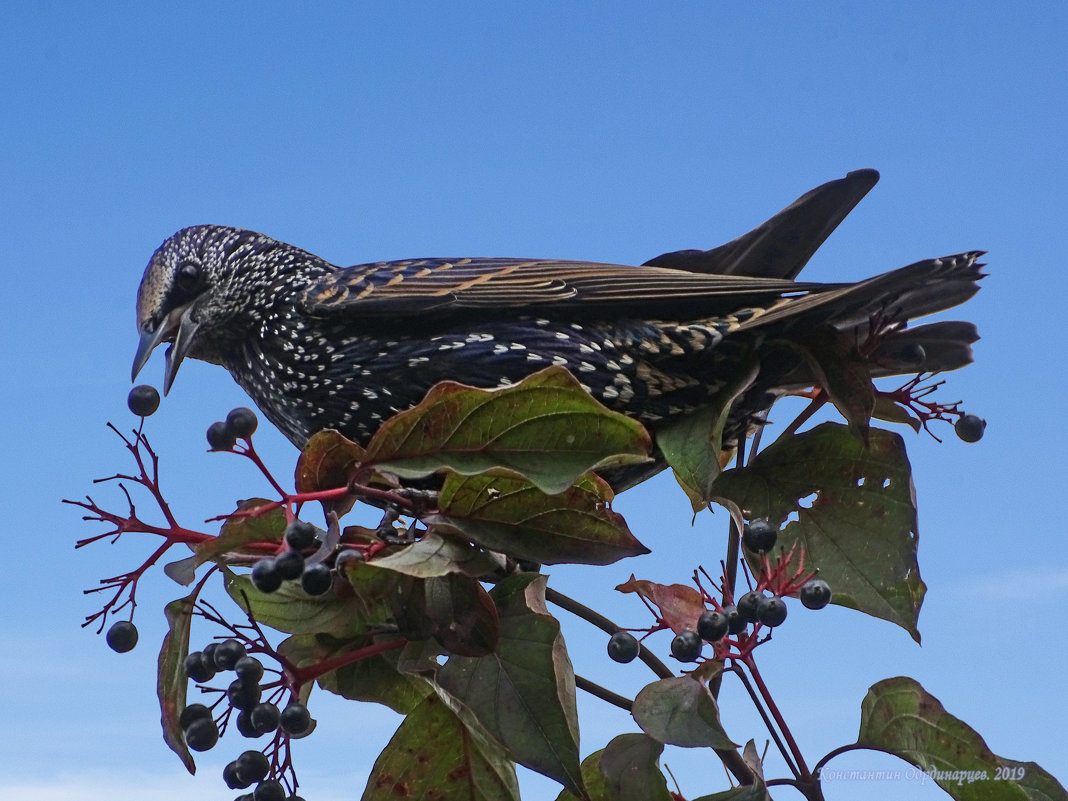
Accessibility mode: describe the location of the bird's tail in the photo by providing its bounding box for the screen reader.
[734,251,986,375]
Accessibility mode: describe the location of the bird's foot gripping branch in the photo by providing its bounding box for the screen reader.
[67,366,1062,801]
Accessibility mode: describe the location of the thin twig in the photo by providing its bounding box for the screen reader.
[544,586,673,680]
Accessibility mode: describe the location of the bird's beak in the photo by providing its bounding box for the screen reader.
[131,304,200,395]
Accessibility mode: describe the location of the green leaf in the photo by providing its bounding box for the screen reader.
[430,471,648,566]
[437,573,584,795]
[632,677,737,750]
[692,783,771,801]
[157,593,197,774]
[555,749,612,801]
[691,740,770,800]
[793,327,875,437]
[362,366,652,494]
[426,573,500,657]
[555,735,673,801]
[658,362,758,512]
[282,634,429,715]
[849,677,1068,801]
[165,499,286,585]
[295,429,366,492]
[872,393,922,433]
[599,734,674,801]
[362,694,520,801]
[370,531,504,578]
[225,572,371,637]
[294,429,366,517]
[712,422,925,641]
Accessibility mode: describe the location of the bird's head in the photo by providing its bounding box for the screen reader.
[132,224,316,394]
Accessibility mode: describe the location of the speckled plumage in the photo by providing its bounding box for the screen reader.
[132,170,983,479]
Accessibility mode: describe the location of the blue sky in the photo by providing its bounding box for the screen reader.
[3,4,1065,800]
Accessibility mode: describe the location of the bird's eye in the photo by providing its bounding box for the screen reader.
[175,262,201,294]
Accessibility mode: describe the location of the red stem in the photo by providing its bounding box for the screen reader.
[740,653,810,778]
[288,639,407,686]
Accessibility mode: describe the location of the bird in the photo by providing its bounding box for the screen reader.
[132,169,983,489]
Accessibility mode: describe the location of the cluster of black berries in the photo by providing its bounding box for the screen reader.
[182,638,310,800]
[251,520,339,596]
[207,406,260,451]
[607,520,834,664]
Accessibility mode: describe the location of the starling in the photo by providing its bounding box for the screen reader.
[132,170,982,486]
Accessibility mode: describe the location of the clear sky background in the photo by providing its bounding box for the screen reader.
[2,4,1065,801]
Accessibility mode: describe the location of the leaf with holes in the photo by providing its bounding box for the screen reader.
[362,366,652,494]
[849,677,1068,801]
[712,422,925,641]
[615,576,706,634]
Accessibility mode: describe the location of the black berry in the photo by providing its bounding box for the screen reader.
[670,630,703,662]
[235,656,264,682]
[800,579,832,610]
[214,638,247,670]
[228,677,262,711]
[106,620,138,653]
[301,563,333,596]
[236,750,271,783]
[202,642,220,666]
[607,631,639,663]
[127,384,160,417]
[206,420,237,451]
[955,414,986,443]
[742,519,777,553]
[737,591,766,623]
[254,780,286,801]
[250,702,281,734]
[334,548,365,571]
[758,596,788,627]
[178,703,212,731]
[251,558,282,593]
[274,549,305,581]
[183,651,216,682]
[184,716,219,751]
[224,760,253,790]
[284,520,319,550]
[516,559,542,573]
[226,406,259,438]
[280,702,311,735]
[697,610,729,642]
[722,605,747,635]
[236,709,260,738]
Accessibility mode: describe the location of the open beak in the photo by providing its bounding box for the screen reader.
[131,304,200,395]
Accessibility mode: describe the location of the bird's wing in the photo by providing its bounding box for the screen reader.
[643,169,880,278]
[301,257,830,317]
